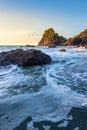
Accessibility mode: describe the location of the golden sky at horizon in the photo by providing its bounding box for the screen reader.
[0,31,42,45]
[0,11,42,45]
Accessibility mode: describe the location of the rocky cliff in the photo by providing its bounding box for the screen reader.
[65,29,87,48]
[38,28,67,47]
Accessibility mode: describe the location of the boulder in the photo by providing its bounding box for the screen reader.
[65,29,87,48]
[59,49,66,52]
[38,28,67,47]
[0,49,51,67]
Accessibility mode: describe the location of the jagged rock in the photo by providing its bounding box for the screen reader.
[38,28,67,47]
[59,49,66,52]
[0,49,51,67]
[65,29,87,48]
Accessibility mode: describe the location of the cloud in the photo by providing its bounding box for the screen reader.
[28,33,42,37]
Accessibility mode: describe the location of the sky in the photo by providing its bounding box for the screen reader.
[0,0,87,45]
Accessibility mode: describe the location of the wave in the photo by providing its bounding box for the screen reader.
[0,65,17,76]
[0,46,87,130]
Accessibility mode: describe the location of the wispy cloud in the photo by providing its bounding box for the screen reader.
[28,33,42,37]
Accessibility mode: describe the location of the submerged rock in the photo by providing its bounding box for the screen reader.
[0,49,51,67]
[59,49,66,52]
[65,29,87,48]
[38,28,67,47]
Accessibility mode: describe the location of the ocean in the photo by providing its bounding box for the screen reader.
[0,46,87,130]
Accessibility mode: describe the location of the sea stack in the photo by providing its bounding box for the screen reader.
[38,28,67,47]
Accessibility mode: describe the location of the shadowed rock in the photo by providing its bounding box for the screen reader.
[38,28,67,47]
[0,49,51,67]
[65,29,87,48]
[26,45,35,47]
[59,49,66,52]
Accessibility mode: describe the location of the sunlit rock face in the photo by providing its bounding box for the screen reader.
[38,28,67,47]
[0,49,51,67]
[65,29,87,48]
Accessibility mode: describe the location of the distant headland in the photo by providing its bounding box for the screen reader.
[38,28,87,48]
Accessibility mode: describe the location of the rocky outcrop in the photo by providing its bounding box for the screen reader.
[59,49,66,52]
[65,29,87,48]
[0,49,51,67]
[38,28,67,47]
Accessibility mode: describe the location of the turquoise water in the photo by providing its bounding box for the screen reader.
[0,46,87,130]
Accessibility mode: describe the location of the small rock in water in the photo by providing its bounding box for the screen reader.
[59,49,66,52]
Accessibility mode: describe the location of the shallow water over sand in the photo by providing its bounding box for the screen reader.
[0,46,87,130]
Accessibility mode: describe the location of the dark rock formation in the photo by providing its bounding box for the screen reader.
[0,49,51,67]
[38,28,67,47]
[65,29,87,48]
[26,45,35,47]
[59,49,66,52]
